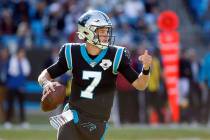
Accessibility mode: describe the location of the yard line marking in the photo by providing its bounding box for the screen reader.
[0,124,210,133]
[0,124,53,131]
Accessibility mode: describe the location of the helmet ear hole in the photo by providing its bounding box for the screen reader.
[84,31,89,35]
[84,37,88,42]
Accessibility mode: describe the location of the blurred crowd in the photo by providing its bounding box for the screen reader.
[0,0,210,128]
[114,45,210,126]
[185,0,210,43]
[0,0,159,52]
[0,47,31,129]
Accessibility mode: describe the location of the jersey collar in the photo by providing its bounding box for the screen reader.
[80,44,108,67]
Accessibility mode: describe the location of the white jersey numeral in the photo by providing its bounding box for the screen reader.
[81,71,102,99]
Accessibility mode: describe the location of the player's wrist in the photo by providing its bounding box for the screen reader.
[141,67,150,75]
[39,78,51,88]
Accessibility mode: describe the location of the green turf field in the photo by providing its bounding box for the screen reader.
[0,125,210,140]
[1,113,209,140]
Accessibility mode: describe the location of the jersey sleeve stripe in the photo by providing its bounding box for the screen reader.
[72,110,79,124]
[113,47,124,74]
[65,43,73,70]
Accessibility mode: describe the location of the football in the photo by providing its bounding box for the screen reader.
[41,82,66,112]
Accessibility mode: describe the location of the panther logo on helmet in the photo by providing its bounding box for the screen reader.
[77,10,115,49]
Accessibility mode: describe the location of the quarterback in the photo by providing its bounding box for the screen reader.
[38,10,152,140]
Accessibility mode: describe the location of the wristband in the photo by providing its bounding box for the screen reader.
[142,67,150,75]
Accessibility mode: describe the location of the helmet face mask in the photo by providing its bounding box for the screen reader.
[77,10,115,49]
[95,26,114,48]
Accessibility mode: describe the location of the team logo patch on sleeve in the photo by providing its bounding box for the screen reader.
[100,59,112,70]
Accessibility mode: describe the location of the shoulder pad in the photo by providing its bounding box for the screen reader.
[65,43,82,47]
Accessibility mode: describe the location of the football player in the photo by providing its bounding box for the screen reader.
[38,10,152,140]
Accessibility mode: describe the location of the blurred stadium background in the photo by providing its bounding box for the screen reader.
[1,0,210,139]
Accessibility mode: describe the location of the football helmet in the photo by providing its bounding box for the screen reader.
[77,10,115,49]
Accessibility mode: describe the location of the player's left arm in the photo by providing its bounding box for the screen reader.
[132,50,152,90]
[118,49,152,91]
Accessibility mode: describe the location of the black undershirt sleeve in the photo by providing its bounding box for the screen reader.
[118,48,139,84]
[47,45,69,79]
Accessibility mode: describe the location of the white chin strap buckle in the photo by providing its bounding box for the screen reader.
[97,44,108,49]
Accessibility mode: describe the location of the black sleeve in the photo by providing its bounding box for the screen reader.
[47,45,69,79]
[118,48,139,83]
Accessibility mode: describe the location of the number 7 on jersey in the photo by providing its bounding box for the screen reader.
[81,71,102,99]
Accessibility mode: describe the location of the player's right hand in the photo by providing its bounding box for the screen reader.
[43,81,59,95]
